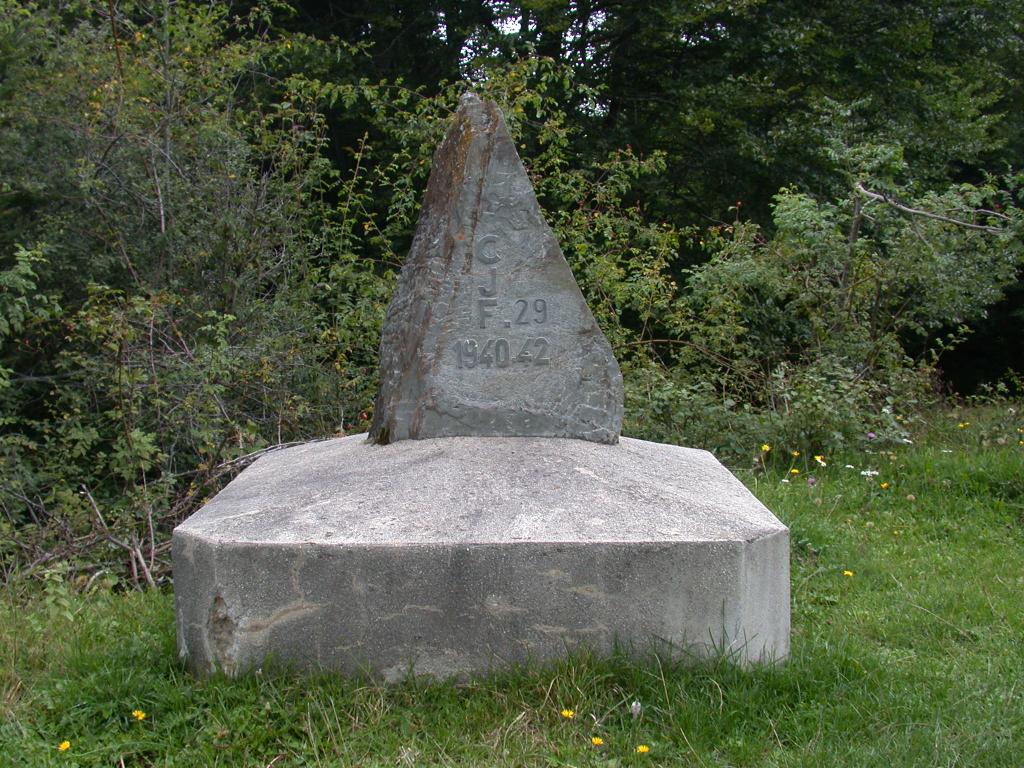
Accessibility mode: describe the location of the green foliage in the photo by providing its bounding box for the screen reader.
[0,1,390,580]
[0,2,1022,583]
[647,172,1024,453]
[0,247,57,391]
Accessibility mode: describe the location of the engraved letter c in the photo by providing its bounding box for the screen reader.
[474,234,502,264]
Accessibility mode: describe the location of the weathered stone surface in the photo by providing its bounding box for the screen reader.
[369,92,623,444]
[173,434,790,678]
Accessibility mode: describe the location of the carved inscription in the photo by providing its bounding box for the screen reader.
[368,92,623,444]
[455,337,550,368]
[458,228,555,371]
[475,296,547,330]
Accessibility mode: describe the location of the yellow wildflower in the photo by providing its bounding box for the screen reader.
[957,422,970,429]
[636,744,650,754]
[58,741,71,752]
[843,570,854,577]
[591,736,604,746]
[760,443,771,453]
[790,468,800,475]
[880,482,890,489]
[132,709,146,721]
[560,709,575,719]
[791,450,800,457]
[814,455,826,466]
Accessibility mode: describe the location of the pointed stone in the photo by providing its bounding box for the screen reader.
[370,93,623,444]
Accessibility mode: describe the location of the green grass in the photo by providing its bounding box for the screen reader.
[2,406,1023,767]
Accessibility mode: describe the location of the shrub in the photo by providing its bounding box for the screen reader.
[0,3,1021,583]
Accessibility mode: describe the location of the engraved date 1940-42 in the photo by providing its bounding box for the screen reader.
[455,337,550,369]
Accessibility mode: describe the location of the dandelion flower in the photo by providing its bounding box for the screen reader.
[760,443,771,453]
[58,741,71,752]
[843,570,854,577]
[957,422,970,429]
[591,736,604,746]
[560,709,575,719]
[790,468,800,475]
[636,744,650,754]
[132,709,146,721]
[814,455,827,466]
[880,482,890,489]
[791,450,800,457]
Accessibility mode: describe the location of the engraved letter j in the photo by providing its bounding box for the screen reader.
[479,268,497,298]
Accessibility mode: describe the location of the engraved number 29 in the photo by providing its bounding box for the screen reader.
[514,299,547,325]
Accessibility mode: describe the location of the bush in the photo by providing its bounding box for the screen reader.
[0,2,1021,584]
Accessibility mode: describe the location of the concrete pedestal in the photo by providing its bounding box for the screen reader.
[172,435,789,678]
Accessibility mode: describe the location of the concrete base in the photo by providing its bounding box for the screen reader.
[172,435,789,679]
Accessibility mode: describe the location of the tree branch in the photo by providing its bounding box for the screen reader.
[855,183,1004,235]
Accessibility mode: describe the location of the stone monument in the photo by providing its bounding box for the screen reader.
[173,93,789,678]
[370,93,622,445]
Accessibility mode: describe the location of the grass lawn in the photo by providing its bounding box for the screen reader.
[2,406,1022,767]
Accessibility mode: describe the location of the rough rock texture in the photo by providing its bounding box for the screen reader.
[369,92,623,445]
[173,435,789,678]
